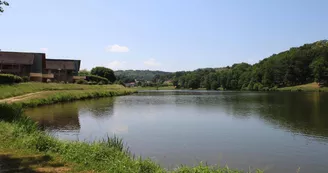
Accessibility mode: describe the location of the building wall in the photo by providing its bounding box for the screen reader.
[49,69,74,83]
[0,52,46,81]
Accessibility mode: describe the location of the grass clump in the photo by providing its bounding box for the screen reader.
[0,104,263,173]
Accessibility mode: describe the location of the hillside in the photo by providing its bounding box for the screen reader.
[158,40,328,90]
[114,70,171,83]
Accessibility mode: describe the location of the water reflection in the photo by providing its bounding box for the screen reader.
[26,103,80,131]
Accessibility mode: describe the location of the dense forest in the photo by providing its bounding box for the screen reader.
[154,40,328,90]
[114,70,171,83]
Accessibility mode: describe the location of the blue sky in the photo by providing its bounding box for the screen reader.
[1,0,327,72]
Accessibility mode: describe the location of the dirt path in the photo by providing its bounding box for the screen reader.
[0,91,55,104]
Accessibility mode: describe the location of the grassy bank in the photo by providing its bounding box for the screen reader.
[0,104,263,173]
[277,82,328,92]
[7,89,135,108]
[0,82,128,99]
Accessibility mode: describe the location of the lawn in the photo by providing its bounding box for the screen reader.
[277,82,328,92]
[0,82,129,99]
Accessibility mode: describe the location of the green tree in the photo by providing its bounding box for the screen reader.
[91,67,116,83]
[210,81,219,90]
[310,57,328,84]
[0,1,9,13]
[78,69,90,76]
[188,79,200,89]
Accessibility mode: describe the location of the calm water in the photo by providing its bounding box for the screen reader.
[25,91,328,173]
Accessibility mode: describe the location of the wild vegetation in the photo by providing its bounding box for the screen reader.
[151,40,328,90]
[0,103,263,173]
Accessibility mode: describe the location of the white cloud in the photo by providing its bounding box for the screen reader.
[144,58,161,67]
[40,48,48,52]
[107,60,127,70]
[106,44,130,53]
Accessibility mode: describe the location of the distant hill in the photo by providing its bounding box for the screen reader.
[114,70,171,83]
[157,40,328,90]
[115,40,328,89]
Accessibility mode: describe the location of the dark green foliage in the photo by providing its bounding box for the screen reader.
[310,56,328,86]
[22,76,30,82]
[0,103,23,122]
[86,75,109,84]
[211,81,219,90]
[0,1,9,13]
[0,74,23,84]
[156,40,328,90]
[75,79,88,84]
[91,67,116,83]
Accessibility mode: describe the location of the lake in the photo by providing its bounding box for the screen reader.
[25,91,328,173]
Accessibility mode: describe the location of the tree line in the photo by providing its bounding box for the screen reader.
[114,70,171,83]
[156,40,328,90]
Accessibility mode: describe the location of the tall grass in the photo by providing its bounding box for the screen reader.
[0,104,263,173]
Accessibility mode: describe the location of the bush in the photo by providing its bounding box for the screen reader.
[75,79,88,84]
[22,76,30,82]
[90,67,116,83]
[86,75,109,84]
[252,83,263,91]
[0,74,23,84]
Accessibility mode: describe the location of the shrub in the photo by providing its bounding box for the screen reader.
[22,76,30,82]
[0,74,23,84]
[75,79,88,84]
[86,75,109,84]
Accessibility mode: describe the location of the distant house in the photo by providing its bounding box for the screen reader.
[0,51,48,82]
[125,82,136,87]
[45,59,81,83]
